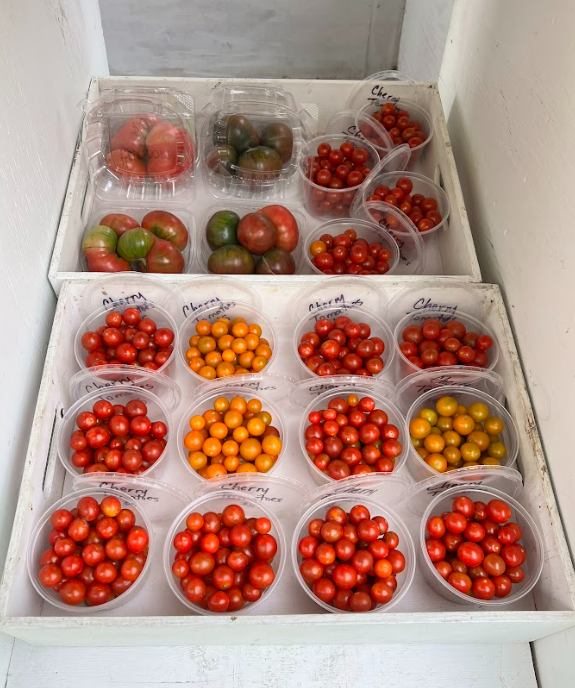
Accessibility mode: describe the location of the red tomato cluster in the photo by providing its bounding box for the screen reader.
[425,495,526,600]
[38,495,149,607]
[298,315,385,377]
[305,141,373,217]
[366,177,443,233]
[371,102,426,148]
[69,398,167,475]
[309,228,393,276]
[305,394,402,480]
[400,317,494,369]
[81,308,175,369]
[298,504,405,612]
[171,504,278,613]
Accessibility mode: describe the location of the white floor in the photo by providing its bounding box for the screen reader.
[0,637,537,688]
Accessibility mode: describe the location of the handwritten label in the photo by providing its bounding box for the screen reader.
[407,297,459,322]
[413,374,475,394]
[376,219,412,267]
[101,292,148,311]
[318,485,379,501]
[307,294,364,322]
[220,482,282,503]
[306,381,366,397]
[232,380,278,392]
[97,482,160,502]
[182,296,223,319]
[425,479,484,497]
[83,376,154,396]
[367,87,401,106]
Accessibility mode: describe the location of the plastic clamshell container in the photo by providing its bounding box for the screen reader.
[292,303,395,383]
[393,307,500,380]
[204,83,300,112]
[82,86,196,202]
[199,204,305,276]
[292,377,407,485]
[291,474,415,613]
[302,218,400,276]
[324,109,394,159]
[404,384,519,483]
[298,135,380,219]
[81,205,196,275]
[202,101,309,201]
[176,373,294,483]
[409,472,544,607]
[163,473,306,615]
[27,485,154,614]
[57,385,173,480]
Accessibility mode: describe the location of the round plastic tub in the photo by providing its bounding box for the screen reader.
[178,301,278,383]
[298,135,380,219]
[291,481,415,613]
[164,487,287,615]
[394,308,500,380]
[74,302,178,376]
[420,484,544,607]
[57,386,172,479]
[177,382,287,482]
[293,304,395,382]
[359,171,450,238]
[303,218,400,276]
[299,384,408,485]
[27,487,153,613]
[404,385,519,482]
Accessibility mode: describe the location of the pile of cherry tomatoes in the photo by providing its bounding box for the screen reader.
[81,308,174,369]
[425,495,527,600]
[366,177,443,233]
[400,317,494,369]
[298,504,406,612]
[309,228,393,275]
[171,504,278,613]
[38,495,149,606]
[370,102,426,149]
[184,396,282,478]
[298,314,386,377]
[304,394,402,480]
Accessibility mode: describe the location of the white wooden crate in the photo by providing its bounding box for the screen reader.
[48,77,481,294]
[0,277,573,646]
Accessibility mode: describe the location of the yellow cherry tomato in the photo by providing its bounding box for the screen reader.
[416,447,429,459]
[233,426,249,443]
[189,415,205,430]
[238,351,255,368]
[184,430,204,451]
[245,334,260,351]
[347,394,359,407]
[443,430,462,447]
[216,362,236,378]
[429,426,442,436]
[189,358,203,373]
[310,240,327,257]
[411,437,422,449]
[444,446,462,465]
[211,321,229,338]
[203,409,222,428]
[195,320,212,336]
[247,398,262,414]
[251,355,269,372]
[209,422,229,440]
[467,431,490,452]
[262,435,282,456]
[484,416,504,436]
[237,462,258,473]
[232,322,249,338]
[488,441,507,460]
[188,451,208,470]
[240,438,262,461]
[199,365,216,380]
[186,346,201,360]
[435,416,453,432]
[423,434,446,454]
[205,464,227,479]
[255,454,274,472]
[435,396,458,417]
[425,453,448,473]
[257,411,272,427]
[203,437,222,457]
[223,456,240,472]
[456,405,468,416]
[419,407,438,425]
[248,323,262,337]
[468,402,489,422]
[452,414,476,436]
[460,442,481,462]
[205,351,222,368]
[409,417,431,439]
[247,417,266,436]
[218,334,234,350]
[481,456,501,466]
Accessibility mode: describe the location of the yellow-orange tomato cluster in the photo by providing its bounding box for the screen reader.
[184,395,282,479]
[185,317,272,379]
[409,396,507,473]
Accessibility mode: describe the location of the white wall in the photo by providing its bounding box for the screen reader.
[0,0,108,574]
[99,0,405,79]
[439,1,575,684]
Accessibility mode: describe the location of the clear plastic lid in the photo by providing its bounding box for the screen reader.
[203,83,299,112]
[351,200,425,275]
[175,277,261,322]
[324,109,394,157]
[345,71,416,111]
[195,372,296,403]
[290,277,388,319]
[81,274,176,319]
[393,368,505,413]
[68,366,181,412]
[289,375,395,408]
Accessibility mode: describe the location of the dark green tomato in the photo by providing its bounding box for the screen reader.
[208,245,255,275]
[226,115,259,153]
[237,147,282,181]
[260,122,294,163]
[256,248,296,275]
[83,225,118,253]
[206,144,238,175]
[206,210,240,250]
[117,227,156,262]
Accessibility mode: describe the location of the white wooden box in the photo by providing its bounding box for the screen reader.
[48,77,481,294]
[0,277,573,646]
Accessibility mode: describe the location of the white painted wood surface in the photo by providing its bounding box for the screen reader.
[99,0,406,79]
[438,1,575,684]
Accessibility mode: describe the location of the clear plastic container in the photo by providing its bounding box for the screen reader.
[351,199,425,275]
[345,71,416,111]
[393,308,500,379]
[178,300,278,384]
[74,301,178,377]
[175,277,262,322]
[303,218,401,276]
[57,385,173,479]
[324,109,394,159]
[204,83,300,112]
[298,135,380,219]
[292,304,395,382]
[81,206,195,275]
[404,385,519,483]
[82,87,196,202]
[291,475,415,613]
[202,101,309,200]
[176,375,290,483]
[296,380,408,485]
[199,204,305,276]
[27,486,154,613]
[289,276,388,319]
[163,475,291,615]
[416,481,544,607]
